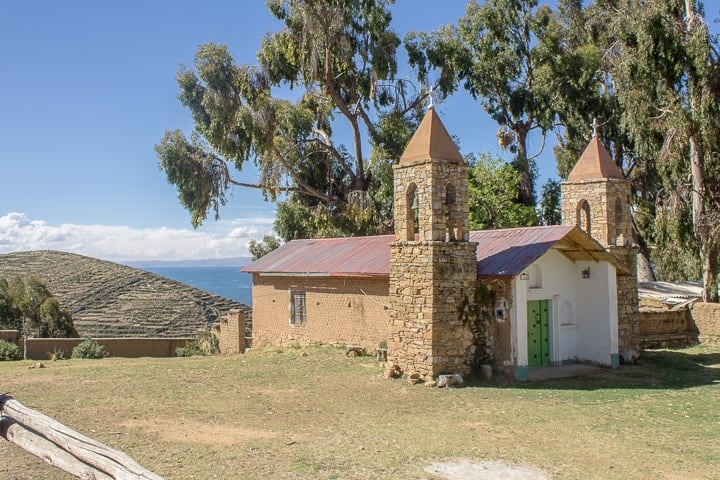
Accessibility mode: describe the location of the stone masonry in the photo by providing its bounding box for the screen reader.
[389,241,477,380]
[388,107,479,381]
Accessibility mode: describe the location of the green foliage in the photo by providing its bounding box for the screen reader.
[587,1,720,299]
[248,235,281,261]
[39,298,79,338]
[539,179,562,226]
[71,338,108,359]
[407,0,569,206]
[0,276,78,338]
[176,330,219,357]
[468,152,537,230]
[0,339,22,361]
[157,0,424,238]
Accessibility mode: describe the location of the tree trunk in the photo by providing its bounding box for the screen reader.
[700,242,719,302]
[512,125,535,207]
[632,219,656,282]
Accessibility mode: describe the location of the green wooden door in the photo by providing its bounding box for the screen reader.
[527,300,550,367]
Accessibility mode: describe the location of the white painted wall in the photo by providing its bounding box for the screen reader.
[513,248,617,368]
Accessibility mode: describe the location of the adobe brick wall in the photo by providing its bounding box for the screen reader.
[214,309,246,354]
[23,337,192,360]
[0,330,19,343]
[690,302,720,342]
[250,274,391,349]
[639,309,696,348]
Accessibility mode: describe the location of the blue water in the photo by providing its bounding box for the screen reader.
[142,266,252,306]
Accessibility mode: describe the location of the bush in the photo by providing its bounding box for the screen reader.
[71,338,107,359]
[176,330,219,357]
[0,339,21,361]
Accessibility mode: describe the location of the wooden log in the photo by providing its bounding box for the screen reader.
[1,416,113,480]
[1,394,163,480]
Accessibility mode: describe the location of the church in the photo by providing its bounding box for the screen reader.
[242,107,639,382]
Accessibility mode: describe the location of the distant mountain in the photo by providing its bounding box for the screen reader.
[0,250,251,338]
[126,257,251,268]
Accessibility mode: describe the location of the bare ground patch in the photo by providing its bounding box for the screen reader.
[122,417,279,445]
[425,459,551,480]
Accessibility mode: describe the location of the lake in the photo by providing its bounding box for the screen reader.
[141,266,253,306]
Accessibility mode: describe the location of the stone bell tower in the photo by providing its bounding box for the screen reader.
[388,107,478,382]
[560,130,640,356]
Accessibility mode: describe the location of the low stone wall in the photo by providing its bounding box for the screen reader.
[690,302,720,343]
[639,309,696,348]
[23,337,193,360]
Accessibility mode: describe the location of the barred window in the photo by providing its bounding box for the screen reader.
[289,290,306,325]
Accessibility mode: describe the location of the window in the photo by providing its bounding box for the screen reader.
[289,290,306,325]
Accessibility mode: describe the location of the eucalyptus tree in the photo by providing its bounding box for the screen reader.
[406,0,568,207]
[156,0,425,239]
[591,0,720,300]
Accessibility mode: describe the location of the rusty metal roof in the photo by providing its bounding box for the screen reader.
[243,225,622,278]
[242,235,394,277]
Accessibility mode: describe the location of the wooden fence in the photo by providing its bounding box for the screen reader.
[0,393,163,479]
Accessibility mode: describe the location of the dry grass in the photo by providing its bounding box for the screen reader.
[1,343,719,479]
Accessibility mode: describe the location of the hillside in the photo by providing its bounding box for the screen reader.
[0,250,251,338]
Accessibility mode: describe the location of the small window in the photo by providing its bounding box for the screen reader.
[289,290,306,325]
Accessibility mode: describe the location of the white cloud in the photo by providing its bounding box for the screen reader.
[0,212,277,262]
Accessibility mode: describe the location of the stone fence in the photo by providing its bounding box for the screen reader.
[639,301,720,348]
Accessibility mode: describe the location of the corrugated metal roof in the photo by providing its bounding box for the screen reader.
[638,281,702,305]
[242,235,394,277]
[470,225,575,277]
[242,225,618,278]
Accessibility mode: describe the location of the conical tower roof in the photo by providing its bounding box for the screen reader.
[567,135,625,181]
[400,107,463,164]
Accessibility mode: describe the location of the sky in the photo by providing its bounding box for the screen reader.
[1,2,715,263]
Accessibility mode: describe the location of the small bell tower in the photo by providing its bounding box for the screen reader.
[561,125,639,357]
[388,107,478,381]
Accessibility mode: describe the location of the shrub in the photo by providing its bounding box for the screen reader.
[176,330,219,357]
[71,338,108,359]
[0,339,21,361]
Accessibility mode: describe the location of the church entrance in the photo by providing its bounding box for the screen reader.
[527,300,550,367]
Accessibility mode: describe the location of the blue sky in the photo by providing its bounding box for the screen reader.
[1,2,713,262]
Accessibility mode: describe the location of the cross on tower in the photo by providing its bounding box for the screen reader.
[592,117,599,137]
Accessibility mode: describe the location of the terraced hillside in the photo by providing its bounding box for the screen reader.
[0,251,251,338]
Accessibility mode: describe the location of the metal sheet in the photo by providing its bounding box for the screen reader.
[242,235,394,277]
[470,226,576,278]
[242,225,614,279]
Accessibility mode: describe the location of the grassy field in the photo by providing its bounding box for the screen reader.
[1,343,719,479]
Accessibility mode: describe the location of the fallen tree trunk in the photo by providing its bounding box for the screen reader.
[0,393,163,480]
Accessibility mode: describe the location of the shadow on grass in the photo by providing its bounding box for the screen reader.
[464,348,720,391]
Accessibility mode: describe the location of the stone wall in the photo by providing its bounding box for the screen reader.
[690,302,720,343]
[484,279,514,376]
[214,309,247,354]
[393,159,470,242]
[389,241,477,381]
[250,275,391,349]
[22,337,193,360]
